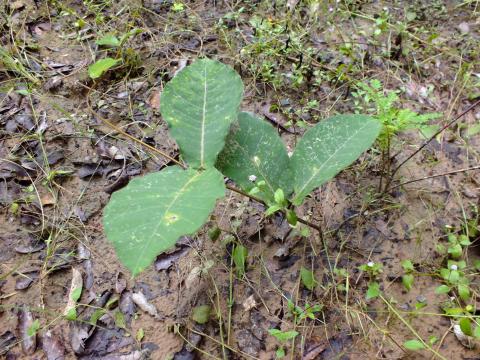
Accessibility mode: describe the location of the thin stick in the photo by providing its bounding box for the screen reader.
[384,98,480,192]
[84,89,185,168]
[390,165,480,190]
[379,294,448,360]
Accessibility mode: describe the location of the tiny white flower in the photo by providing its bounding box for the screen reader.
[248,175,257,182]
[287,151,293,157]
[450,264,458,271]
[367,261,375,267]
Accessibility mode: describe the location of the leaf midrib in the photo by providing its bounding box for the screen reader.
[293,121,371,203]
[132,170,201,274]
[200,62,208,168]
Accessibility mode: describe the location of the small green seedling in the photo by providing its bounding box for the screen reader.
[287,299,322,324]
[353,79,442,147]
[103,59,381,275]
[268,328,299,358]
[436,230,472,302]
[89,29,141,79]
[27,319,40,337]
[359,261,383,300]
[401,259,415,291]
[334,267,350,292]
[434,225,480,342]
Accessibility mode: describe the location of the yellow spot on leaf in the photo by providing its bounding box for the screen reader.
[164,212,179,225]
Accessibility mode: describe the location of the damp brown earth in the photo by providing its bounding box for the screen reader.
[1,1,480,359]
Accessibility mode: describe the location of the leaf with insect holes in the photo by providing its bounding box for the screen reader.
[88,57,120,79]
[404,339,425,351]
[103,166,225,275]
[290,115,381,205]
[216,112,292,203]
[161,59,243,169]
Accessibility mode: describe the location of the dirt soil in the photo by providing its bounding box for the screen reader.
[1,0,480,359]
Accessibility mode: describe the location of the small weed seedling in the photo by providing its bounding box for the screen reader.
[103,59,381,275]
[268,328,299,358]
[401,259,415,291]
[88,29,141,79]
[352,79,442,189]
[359,261,383,300]
[434,226,480,345]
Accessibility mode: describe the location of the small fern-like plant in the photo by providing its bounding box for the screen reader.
[103,59,381,275]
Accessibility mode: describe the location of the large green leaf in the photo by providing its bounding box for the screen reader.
[161,59,243,169]
[216,112,292,203]
[103,166,225,275]
[290,115,380,205]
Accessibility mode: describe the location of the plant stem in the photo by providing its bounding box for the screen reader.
[84,89,185,168]
[225,185,324,235]
[383,98,480,192]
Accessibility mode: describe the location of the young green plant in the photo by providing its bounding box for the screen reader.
[103,59,381,275]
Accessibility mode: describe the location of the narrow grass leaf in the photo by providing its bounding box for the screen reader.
[103,166,225,275]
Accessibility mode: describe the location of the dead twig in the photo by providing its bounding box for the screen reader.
[384,98,480,192]
[390,165,480,190]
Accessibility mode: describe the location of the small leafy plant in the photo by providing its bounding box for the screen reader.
[352,79,442,148]
[359,261,383,300]
[103,59,381,275]
[268,328,299,358]
[88,29,141,79]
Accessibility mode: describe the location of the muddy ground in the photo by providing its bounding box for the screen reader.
[1,0,480,359]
